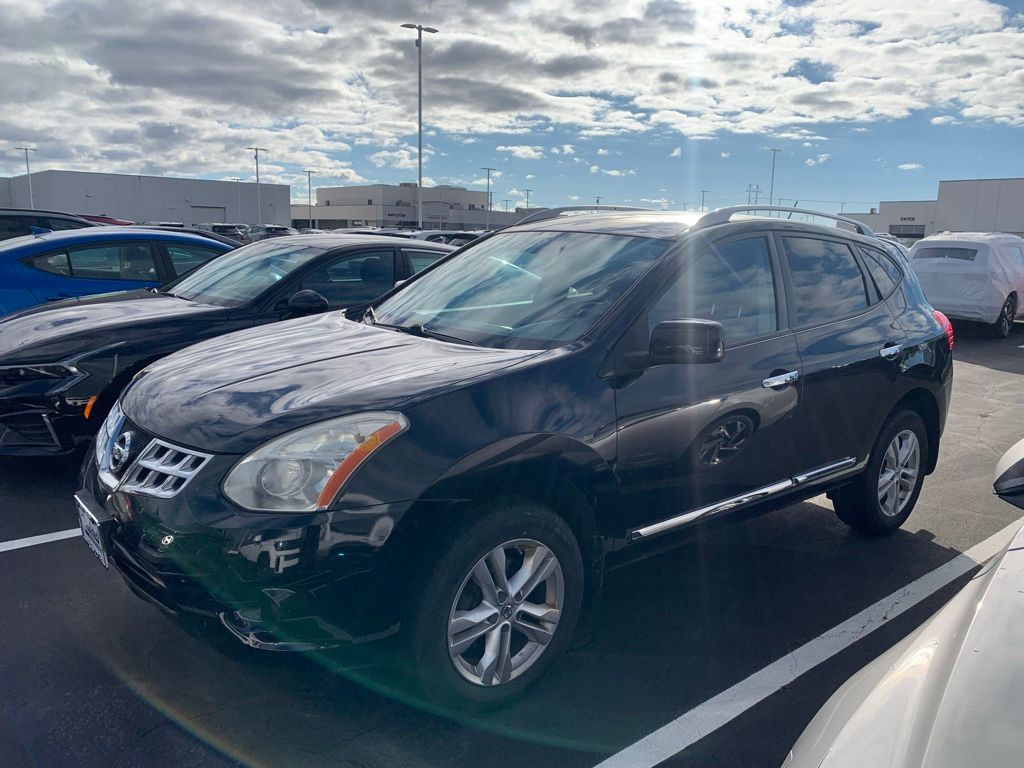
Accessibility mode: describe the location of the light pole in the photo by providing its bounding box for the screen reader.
[523,188,533,209]
[14,147,37,208]
[502,199,510,212]
[304,169,315,227]
[699,189,709,211]
[480,166,496,230]
[767,148,781,214]
[401,23,439,230]
[246,147,267,224]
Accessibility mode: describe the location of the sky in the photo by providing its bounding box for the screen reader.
[1,0,1023,214]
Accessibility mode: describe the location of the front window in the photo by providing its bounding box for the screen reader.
[165,241,325,307]
[374,231,670,349]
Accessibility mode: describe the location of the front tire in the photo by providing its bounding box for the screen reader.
[833,410,928,534]
[406,499,583,707]
[989,295,1016,338]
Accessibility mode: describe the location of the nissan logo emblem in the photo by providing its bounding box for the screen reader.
[110,431,133,472]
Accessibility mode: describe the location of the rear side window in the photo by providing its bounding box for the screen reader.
[68,243,158,280]
[650,236,778,344]
[43,217,88,232]
[781,236,869,326]
[165,243,223,276]
[405,249,444,274]
[0,214,35,239]
[859,246,903,299]
[28,251,72,276]
[912,246,978,261]
[296,249,396,308]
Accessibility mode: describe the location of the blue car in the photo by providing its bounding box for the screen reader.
[0,227,234,316]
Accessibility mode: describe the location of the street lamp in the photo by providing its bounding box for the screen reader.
[401,23,439,230]
[304,169,315,228]
[230,177,242,220]
[246,146,267,224]
[699,189,709,211]
[480,166,496,230]
[767,148,781,214]
[523,188,533,209]
[14,147,37,208]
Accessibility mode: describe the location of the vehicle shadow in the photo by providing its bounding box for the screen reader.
[947,320,1024,376]
[68,497,971,767]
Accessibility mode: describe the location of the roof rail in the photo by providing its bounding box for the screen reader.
[692,205,875,236]
[514,205,652,226]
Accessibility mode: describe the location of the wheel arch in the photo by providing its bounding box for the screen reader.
[890,388,941,474]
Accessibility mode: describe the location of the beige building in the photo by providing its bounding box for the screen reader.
[846,177,1024,243]
[291,183,526,230]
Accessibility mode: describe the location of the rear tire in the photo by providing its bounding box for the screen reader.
[405,499,583,708]
[833,410,928,535]
[989,295,1016,338]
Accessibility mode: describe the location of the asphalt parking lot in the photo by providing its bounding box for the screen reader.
[2,324,1023,768]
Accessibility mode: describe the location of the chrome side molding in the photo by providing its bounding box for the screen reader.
[630,456,858,541]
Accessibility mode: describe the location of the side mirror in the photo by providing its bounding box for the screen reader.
[649,319,724,365]
[994,437,1024,510]
[285,289,329,316]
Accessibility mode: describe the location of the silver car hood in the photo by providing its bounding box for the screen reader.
[785,522,1024,768]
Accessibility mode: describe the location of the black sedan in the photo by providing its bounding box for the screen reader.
[0,235,451,455]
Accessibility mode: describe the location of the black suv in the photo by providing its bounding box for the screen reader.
[0,208,97,240]
[77,207,953,705]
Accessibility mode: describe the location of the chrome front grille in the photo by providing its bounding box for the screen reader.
[119,439,212,498]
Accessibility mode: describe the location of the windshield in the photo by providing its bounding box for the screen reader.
[374,231,670,349]
[166,240,326,306]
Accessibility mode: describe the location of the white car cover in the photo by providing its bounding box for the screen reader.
[909,233,1024,324]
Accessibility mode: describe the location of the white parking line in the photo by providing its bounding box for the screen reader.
[0,528,80,554]
[595,516,1024,768]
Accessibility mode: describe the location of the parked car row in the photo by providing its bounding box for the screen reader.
[0,206,952,705]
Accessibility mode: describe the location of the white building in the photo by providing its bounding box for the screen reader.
[846,177,1024,243]
[0,170,290,226]
[291,183,526,230]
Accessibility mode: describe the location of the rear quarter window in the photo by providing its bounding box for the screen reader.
[859,245,903,299]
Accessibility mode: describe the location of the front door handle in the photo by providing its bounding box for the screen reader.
[762,370,799,389]
[879,343,904,360]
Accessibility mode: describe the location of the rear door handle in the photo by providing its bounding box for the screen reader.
[879,343,904,360]
[762,370,799,389]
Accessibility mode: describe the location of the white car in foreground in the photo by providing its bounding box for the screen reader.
[784,438,1024,768]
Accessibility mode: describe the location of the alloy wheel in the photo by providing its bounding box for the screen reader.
[447,539,564,687]
[698,416,753,466]
[877,429,920,517]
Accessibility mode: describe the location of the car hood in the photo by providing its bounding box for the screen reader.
[0,290,224,364]
[121,313,544,453]
[785,522,1024,768]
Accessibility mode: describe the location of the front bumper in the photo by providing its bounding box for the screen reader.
[0,396,95,455]
[80,454,420,650]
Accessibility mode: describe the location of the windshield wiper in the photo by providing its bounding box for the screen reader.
[362,306,378,325]
[375,321,471,345]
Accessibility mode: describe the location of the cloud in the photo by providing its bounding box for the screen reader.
[669,146,682,158]
[930,115,958,125]
[898,162,924,170]
[804,153,832,167]
[525,174,535,179]
[589,165,636,177]
[567,194,580,201]
[720,152,731,158]
[596,148,610,156]
[550,144,575,155]
[495,144,546,160]
[368,146,430,170]
[640,197,669,209]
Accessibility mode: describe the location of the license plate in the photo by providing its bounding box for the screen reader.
[76,492,111,569]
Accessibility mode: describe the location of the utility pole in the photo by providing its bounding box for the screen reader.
[480,166,496,230]
[304,169,315,227]
[767,148,781,215]
[523,188,533,209]
[699,189,709,212]
[595,195,602,205]
[502,199,511,212]
[14,147,37,208]
[245,147,267,224]
[231,177,242,220]
[752,184,761,205]
[746,184,754,204]
[402,23,439,230]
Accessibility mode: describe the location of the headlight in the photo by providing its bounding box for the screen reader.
[0,363,80,389]
[222,412,408,512]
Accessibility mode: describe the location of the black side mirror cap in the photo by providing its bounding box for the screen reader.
[649,319,725,365]
[286,289,329,316]
[995,437,1024,509]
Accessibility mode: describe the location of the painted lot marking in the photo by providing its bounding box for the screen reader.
[0,528,79,554]
[596,516,1024,768]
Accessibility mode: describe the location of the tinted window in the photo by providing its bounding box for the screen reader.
[650,237,777,344]
[29,251,71,276]
[405,249,443,274]
[296,249,395,307]
[859,246,902,298]
[165,243,223,276]
[0,215,35,240]
[781,236,869,325]
[375,231,669,349]
[44,217,88,232]
[913,246,978,261]
[68,243,158,280]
